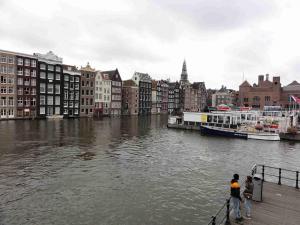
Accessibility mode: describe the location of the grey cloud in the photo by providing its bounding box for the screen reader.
[153,0,277,31]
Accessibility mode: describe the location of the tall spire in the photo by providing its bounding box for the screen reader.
[180,59,188,84]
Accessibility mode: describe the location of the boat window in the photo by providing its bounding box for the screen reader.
[241,114,245,120]
[213,116,217,123]
[218,116,224,123]
[207,115,212,123]
[225,116,230,124]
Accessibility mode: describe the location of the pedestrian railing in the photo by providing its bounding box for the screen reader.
[206,164,299,225]
[252,164,299,189]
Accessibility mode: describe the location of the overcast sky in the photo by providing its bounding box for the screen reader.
[1,0,299,89]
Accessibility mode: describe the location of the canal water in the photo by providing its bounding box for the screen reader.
[0,116,299,225]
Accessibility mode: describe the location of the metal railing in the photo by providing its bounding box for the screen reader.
[206,164,299,225]
[254,164,299,189]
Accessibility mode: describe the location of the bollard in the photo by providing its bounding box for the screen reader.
[278,168,282,185]
[225,198,231,225]
[296,171,299,189]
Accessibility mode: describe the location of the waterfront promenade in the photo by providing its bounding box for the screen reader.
[233,182,300,225]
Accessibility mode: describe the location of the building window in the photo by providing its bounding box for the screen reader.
[56,73,60,80]
[265,96,271,102]
[31,79,36,86]
[31,70,36,77]
[17,58,23,65]
[31,98,36,106]
[8,56,14,64]
[64,75,69,81]
[56,66,61,72]
[40,107,45,114]
[25,59,30,66]
[40,71,46,79]
[40,64,46,70]
[31,60,36,67]
[17,77,23,85]
[0,86,6,94]
[55,96,60,105]
[48,65,54,71]
[48,72,54,80]
[40,83,46,93]
[25,69,30,76]
[24,87,30,95]
[17,97,22,107]
[8,66,14,74]
[17,67,23,76]
[47,84,53,93]
[8,97,14,106]
[55,84,60,94]
[47,96,53,105]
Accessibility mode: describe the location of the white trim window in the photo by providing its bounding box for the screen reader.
[17,58,23,65]
[47,84,53,94]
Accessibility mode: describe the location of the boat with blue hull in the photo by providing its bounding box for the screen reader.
[200,125,248,139]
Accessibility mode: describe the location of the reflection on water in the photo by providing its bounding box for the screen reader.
[0,116,299,225]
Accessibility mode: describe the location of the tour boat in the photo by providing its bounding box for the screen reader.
[200,125,280,141]
[200,125,248,139]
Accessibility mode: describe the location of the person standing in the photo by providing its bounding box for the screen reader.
[243,176,254,219]
[231,174,243,223]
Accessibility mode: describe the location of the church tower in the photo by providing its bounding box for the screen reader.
[180,59,188,84]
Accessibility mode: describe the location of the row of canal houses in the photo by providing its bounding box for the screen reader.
[0,49,207,120]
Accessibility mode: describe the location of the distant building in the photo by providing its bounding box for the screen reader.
[192,82,207,111]
[34,51,63,118]
[132,72,152,115]
[62,65,81,118]
[239,74,281,110]
[151,80,158,114]
[0,50,16,119]
[80,63,95,117]
[281,81,300,109]
[105,69,122,116]
[122,79,138,115]
[170,81,181,114]
[94,71,111,116]
[212,86,236,107]
[206,88,217,107]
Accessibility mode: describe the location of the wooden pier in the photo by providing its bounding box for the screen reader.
[233,181,300,225]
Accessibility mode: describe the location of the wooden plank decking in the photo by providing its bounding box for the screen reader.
[233,182,300,225]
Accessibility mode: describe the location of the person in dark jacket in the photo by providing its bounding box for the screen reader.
[243,176,254,219]
[231,174,243,222]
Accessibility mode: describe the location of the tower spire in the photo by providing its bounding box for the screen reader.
[180,59,188,84]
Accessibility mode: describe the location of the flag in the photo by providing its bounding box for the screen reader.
[291,95,300,104]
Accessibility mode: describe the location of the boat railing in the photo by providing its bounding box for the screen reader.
[206,164,299,225]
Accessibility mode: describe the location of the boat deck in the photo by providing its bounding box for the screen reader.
[232,182,300,225]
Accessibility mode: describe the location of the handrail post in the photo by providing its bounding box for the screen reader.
[225,198,231,225]
[211,216,216,225]
[278,168,282,185]
[296,171,299,189]
[262,165,265,181]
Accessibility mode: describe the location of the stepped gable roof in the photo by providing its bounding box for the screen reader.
[123,79,137,87]
[240,80,251,87]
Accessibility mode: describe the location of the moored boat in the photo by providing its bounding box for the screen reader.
[248,132,280,141]
[200,125,248,139]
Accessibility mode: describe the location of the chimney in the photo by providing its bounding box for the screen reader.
[258,75,264,86]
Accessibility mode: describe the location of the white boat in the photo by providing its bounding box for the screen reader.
[248,132,280,141]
